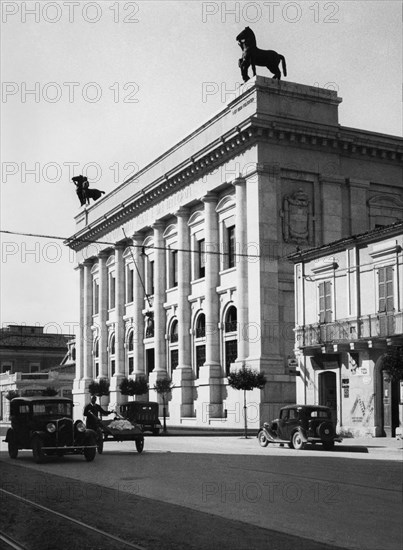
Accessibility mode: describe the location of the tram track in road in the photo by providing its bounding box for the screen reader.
[0,531,28,550]
[0,487,146,550]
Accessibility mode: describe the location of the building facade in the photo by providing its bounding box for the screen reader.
[291,223,403,437]
[0,325,74,423]
[67,77,403,429]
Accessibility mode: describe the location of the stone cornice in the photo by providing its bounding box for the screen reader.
[66,108,402,252]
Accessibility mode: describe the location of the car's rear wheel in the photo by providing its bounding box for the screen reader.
[258,431,269,447]
[8,432,18,459]
[135,436,144,453]
[84,446,96,461]
[322,440,335,451]
[292,431,306,451]
[32,437,45,464]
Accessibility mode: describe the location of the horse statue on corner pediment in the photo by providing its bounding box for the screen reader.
[236,26,287,82]
[72,175,105,206]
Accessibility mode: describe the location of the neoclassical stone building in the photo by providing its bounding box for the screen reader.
[67,77,403,428]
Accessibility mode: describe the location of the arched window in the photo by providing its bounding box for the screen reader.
[109,334,116,377]
[194,313,206,378]
[223,306,238,376]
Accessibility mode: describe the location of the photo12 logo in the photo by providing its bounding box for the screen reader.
[1,2,140,24]
[1,82,140,104]
[201,2,340,24]
[2,161,139,184]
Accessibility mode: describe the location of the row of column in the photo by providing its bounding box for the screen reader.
[76,179,249,405]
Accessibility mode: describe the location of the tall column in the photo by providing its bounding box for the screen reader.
[109,245,125,409]
[233,177,248,364]
[170,207,194,421]
[132,233,145,377]
[83,260,93,380]
[98,252,108,378]
[196,193,223,422]
[72,264,84,415]
[149,222,168,404]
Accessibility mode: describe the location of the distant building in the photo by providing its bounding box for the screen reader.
[290,222,403,437]
[66,77,403,429]
[0,325,75,422]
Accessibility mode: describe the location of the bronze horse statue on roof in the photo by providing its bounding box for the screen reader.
[236,27,287,82]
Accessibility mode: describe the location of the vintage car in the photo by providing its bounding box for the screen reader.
[258,404,342,451]
[119,401,162,435]
[4,396,97,463]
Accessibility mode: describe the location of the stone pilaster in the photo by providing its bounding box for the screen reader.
[109,245,126,409]
[320,175,345,243]
[72,264,85,417]
[348,178,370,235]
[149,222,169,401]
[132,233,145,377]
[196,193,223,423]
[170,207,194,421]
[83,260,93,381]
[233,176,249,365]
[98,252,108,378]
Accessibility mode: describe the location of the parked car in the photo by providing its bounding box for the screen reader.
[119,401,162,435]
[258,404,342,451]
[4,396,97,463]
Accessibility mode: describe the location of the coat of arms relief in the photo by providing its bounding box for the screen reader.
[281,188,312,244]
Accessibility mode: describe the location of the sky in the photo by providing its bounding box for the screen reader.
[1,0,402,336]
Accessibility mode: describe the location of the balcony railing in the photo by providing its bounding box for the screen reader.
[296,311,403,347]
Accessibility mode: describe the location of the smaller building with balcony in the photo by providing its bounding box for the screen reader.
[290,222,403,437]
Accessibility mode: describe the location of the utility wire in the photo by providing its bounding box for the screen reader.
[0,229,262,259]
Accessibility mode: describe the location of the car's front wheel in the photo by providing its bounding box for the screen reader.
[258,431,269,447]
[7,431,18,459]
[32,436,45,464]
[291,431,306,451]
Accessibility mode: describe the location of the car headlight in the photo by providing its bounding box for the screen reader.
[46,423,56,433]
[76,421,86,432]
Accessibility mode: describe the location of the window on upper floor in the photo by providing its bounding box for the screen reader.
[126,266,134,304]
[318,281,332,323]
[170,249,178,288]
[227,226,236,269]
[93,279,99,315]
[198,239,206,279]
[378,266,394,313]
[108,272,116,310]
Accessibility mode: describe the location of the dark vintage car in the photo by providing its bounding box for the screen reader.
[4,397,97,463]
[258,404,342,451]
[119,401,162,435]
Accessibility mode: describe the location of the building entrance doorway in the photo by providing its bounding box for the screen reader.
[318,371,337,422]
[382,372,400,437]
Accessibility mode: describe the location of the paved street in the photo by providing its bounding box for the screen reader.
[1,434,402,549]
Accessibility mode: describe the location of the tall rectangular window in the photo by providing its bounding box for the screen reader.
[318,281,332,323]
[198,239,206,279]
[93,280,99,314]
[378,266,394,312]
[227,226,235,268]
[171,250,178,288]
[109,273,116,309]
[126,266,134,303]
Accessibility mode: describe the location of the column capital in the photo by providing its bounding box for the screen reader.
[202,192,218,204]
[232,176,246,187]
[132,231,144,242]
[175,207,190,219]
[98,250,109,260]
[152,220,165,232]
[82,259,93,268]
[114,243,125,252]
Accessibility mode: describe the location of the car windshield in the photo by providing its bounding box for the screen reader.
[32,402,72,417]
[307,409,331,419]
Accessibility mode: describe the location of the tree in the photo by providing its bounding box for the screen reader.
[153,378,174,433]
[119,376,149,397]
[227,365,267,438]
[88,378,110,397]
[42,387,58,396]
[382,347,403,382]
[5,390,19,401]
